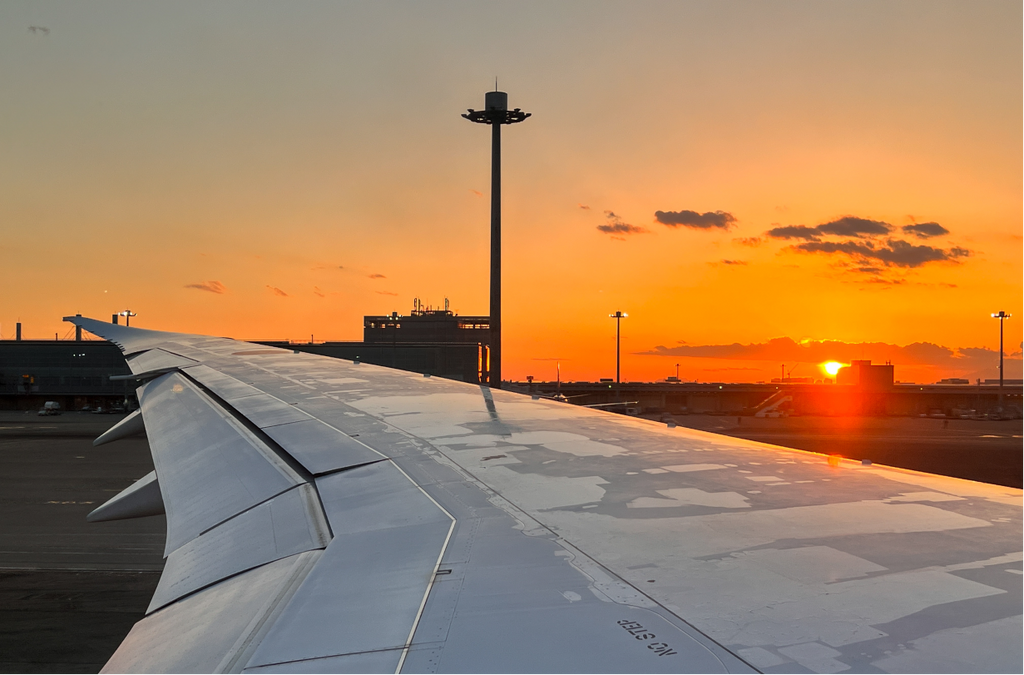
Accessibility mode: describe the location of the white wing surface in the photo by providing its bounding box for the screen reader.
[68,316,1022,674]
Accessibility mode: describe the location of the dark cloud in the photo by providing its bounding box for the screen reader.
[28,26,50,35]
[313,286,325,298]
[266,285,288,297]
[579,204,591,210]
[598,222,648,235]
[733,237,763,247]
[368,273,386,279]
[767,225,821,241]
[185,280,227,294]
[767,217,890,241]
[655,209,736,230]
[598,211,648,236]
[720,259,747,265]
[794,239,970,268]
[902,222,949,239]
[375,291,399,296]
[815,216,891,238]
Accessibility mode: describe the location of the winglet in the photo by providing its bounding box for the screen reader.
[87,471,165,522]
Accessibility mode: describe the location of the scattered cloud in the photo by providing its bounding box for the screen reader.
[185,280,227,294]
[767,225,821,241]
[733,237,763,247]
[28,26,49,35]
[598,222,648,235]
[470,189,482,197]
[578,204,590,210]
[902,222,949,239]
[313,286,325,298]
[768,216,892,241]
[720,259,747,265]
[815,216,891,238]
[375,291,399,296]
[765,215,969,272]
[598,211,648,236]
[794,239,970,268]
[368,273,386,279]
[266,285,288,297]
[655,209,736,230]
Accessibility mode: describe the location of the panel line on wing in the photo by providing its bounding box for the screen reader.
[380,461,457,674]
[177,369,315,484]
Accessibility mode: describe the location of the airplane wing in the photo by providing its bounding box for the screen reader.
[66,316,1022,674]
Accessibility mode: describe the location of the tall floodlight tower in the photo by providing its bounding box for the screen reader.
[991,311,1011,410]
[119,310,137,327]
[463,90,530,388]
[609,311,628,384]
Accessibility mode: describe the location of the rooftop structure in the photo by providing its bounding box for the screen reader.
[363,299,489,346]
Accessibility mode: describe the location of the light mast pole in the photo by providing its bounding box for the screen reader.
[609,311,627,384]
[463,90,530,388]
[991,311,1011,412]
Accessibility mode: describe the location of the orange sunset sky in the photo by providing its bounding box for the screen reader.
[2,1,1021,384]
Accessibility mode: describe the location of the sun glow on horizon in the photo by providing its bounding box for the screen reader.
[823,361,844,377]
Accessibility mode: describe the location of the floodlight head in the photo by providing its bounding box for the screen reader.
[463,90,530,126]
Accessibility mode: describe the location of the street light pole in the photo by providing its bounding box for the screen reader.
[991,311,1011,410]
[609,311,627,384]
[463,90,530,388]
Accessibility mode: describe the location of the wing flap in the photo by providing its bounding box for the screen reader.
[262,419,385,475]
[127,348,199,374]
[184,364,313,428]
[148,484,331,613]
[244,463,454,668]
[102,551,322,674]
[139,372,303,555]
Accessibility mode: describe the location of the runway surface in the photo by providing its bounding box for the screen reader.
[0,412,163,673]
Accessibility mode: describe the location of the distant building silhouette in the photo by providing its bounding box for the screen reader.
[363,303,489,346]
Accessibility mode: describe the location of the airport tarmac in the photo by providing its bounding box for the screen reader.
[0,412,163,673]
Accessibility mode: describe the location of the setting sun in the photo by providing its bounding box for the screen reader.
[824,361,844,377]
